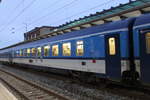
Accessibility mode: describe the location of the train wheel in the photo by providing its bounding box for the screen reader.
[69,71,94,83]
[122,71,140,86]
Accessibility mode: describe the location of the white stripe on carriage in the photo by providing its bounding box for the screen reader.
[133,23,150,29]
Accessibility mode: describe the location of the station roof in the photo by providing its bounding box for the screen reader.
[37,0,150,39]
[56,0,150,31]
[1,0,150,50]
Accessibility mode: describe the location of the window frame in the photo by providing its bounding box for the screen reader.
[31,48,36,57]
[37,46,42,57]
[20,49,23,57]
[27,48,31,57]
[62,42,71,56]
[76,40,84,56]
[44,45,50,57]
[108,37,116,56]
[16,50,19,57]
[52,44,59,56]
[23,49,27,57]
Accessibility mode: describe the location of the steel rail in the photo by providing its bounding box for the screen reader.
[0,69,71,100]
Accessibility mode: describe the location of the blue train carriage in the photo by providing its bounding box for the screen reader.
[0,48,11,62]
[133,13,150,85]
[0,17,135,82]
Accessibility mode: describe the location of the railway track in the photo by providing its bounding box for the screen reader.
[1,64,150,100]
[0,68,71,100]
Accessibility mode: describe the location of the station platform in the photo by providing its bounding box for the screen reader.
[0,82,18,100]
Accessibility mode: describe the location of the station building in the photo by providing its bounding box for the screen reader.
[24,26,56,41]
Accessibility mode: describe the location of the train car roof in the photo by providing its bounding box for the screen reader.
[0,18,134,52]
[134,13,150,27]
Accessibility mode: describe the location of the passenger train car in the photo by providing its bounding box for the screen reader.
[0,14,150,85]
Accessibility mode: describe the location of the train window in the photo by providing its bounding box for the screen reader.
[23,49,26,56]
[44,45,50,56]
[146,33,150,54]
[108,37,116,55]
[27,48,30,56]
[76,41,84,56]
[16,50,19,57]
[52,45,59,56]
[15,51,17,57]
[20,50,23,56]
[63,43,71,56]
[37,47,42,57]
[31,48,36,56]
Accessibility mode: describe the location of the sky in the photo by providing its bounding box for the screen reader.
[0,0,130,48]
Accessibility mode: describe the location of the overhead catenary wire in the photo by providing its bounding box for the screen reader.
[0,0,24,27]
[0,0,125,48]
[15,0,63,33]
[0,0,37,32]
[28,0,62,19]
[28,0,79,26]
[12,0,24,13]
[29,0,117,27]
[0,0,80,47]
[8,0,37,25]
[10,0,80,32]
[50,0,116,25]
[15,0,117,32]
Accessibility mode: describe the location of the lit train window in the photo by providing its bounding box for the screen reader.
[44,45,50,56]
[52,45,59,56]
[31,48,36,56]
[146,33,150,54]
[27,48,30,56]
[108,37,116,55]
[37,47,42,57]
[63,43,71,56]
[20,50,23,56]
[76,41,84,56]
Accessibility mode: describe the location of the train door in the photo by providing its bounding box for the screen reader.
[105,34,121,80]
[140,30,150,83]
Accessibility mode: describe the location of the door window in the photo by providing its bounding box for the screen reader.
[146,32,150,54]
[108,37,116,55]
